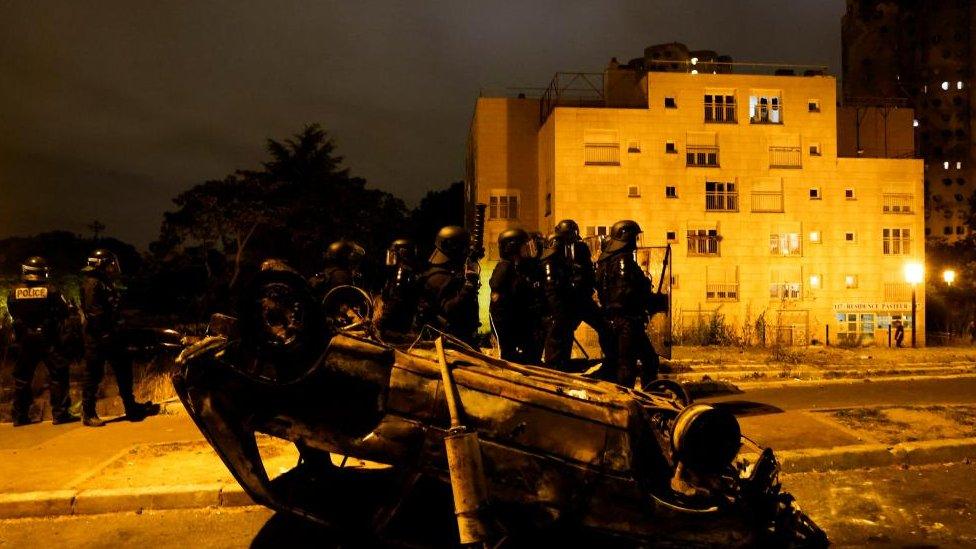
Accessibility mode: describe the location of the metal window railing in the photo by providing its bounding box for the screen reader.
[882,193,914,214]
[686,146,719,167]
[584,143,620,166]
[883,282,912,302]
[706,283,739,301]
[751,191,784,212]
[687,233,720,255]
[769,146,802,168]
[704,101,737,123]
[705,191,738,211]
[769,283,803,300]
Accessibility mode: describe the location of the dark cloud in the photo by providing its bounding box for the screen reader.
[0,0,844,246]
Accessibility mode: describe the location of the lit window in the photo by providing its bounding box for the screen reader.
[665,186,677,198]
[809,187,821,199]
[957,161,963,170]
[913,119,919,127]
[809,274,822,289]
[691,69,698,75]
[958,81,964,90]
[944,161,950,170]
[770,232,802,256]
[809,230,821,243]
[942,81,950,91]
[664,96,677,108]
[749,91,782,123]
[845,275,858,289]
[488,192,519,220]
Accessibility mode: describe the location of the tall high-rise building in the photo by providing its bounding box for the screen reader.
[842,0,976,241]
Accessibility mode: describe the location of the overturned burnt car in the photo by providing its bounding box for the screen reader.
[173,268,827,547]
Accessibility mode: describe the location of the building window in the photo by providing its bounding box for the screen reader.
[665,186,677,198]
[882,193,913,213]
[883,282,912,302]
[664,96,677,108]
[705,181,738,211]
[749,92,782,123]
[809,230,821,243]
[809,274,822,289]
[838,313,875,338]
[627,141,641,153]
[845,188,856,200]
[751,188,784,212]
[706,266,739,301]
[769,145,802,168]
[957,225,966,235]
[488,193,519,220]
[809,143,822,156]
[627,185,640,198]
[686,146,719,166]
[687,228,720,256]
[845,275,858,289]
[545,193,552,216]
[666,230,677,242]
[770,232,802,256]
[882,227,911,255]
[584,142,620,166]
[809,187,821,199]
[665,141,677,154]
[845,231,857,242]
[704,94,736,123]
[770,282,802,300]
[944,226,953,235]
[808,99,821,112]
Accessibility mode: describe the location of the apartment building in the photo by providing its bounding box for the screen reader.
[467,53,925,346]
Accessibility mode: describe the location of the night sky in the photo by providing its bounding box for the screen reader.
[1,1,844,247]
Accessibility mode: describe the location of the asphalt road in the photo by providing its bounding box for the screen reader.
[3,462,975,548]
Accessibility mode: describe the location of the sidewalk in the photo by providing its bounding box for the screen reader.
[3,395,976,520]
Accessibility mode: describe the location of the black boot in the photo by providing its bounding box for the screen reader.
[52,411,81,425]
[82,402,105,427]
[123,400,160,421]
[12,414,33,427]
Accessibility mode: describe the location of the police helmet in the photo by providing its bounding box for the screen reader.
[430,226,470,265]
[604,220,643,254]
[553,219,581,243]
[87,249,121,275]
[385,238,417,267]
[497,228,529,261]
[324,240,366,269]
[21,256,50,283]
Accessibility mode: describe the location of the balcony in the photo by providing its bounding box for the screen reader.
[751,191,784,212]
[769,146,802,168]
[704,101,737,123]
[584,143,620,166]
[687,233,720,256]
[883,193,914,214]
[686,146,719,167]
[770,283,803,300]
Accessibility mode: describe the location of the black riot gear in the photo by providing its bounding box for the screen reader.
[311,240,366,298]
[541,221,615,371]
[80,258,156,426]
[21,256,50,283]
[377,239,424,339]
[87,249,121,276]
[490,229,545,364]
[430,226,471,266]
[497,228,529,261]
[7,260,75,425]
[415,226,480,346]
[604,220,643,254]
[596,222,660,389]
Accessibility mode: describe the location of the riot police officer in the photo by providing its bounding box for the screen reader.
[310,240,366,299]
[415,226,480,347]
[542,219,614,371]
[80,249,157,427]
[7,256,77,426]
[595,220,660,389]
[376,238,423,339]
[489,229,545,364]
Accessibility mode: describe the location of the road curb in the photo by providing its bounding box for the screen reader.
[772,436,976,474]
[0,482,254,520]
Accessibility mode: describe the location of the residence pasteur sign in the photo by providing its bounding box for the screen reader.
[833,302,911,312]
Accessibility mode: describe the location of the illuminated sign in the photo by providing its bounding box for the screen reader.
[14,287,48,300]
[832,302,910,311]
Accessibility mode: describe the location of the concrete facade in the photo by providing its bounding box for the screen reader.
[468,69,925,346]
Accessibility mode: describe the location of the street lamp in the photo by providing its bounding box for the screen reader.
[904,262,924,348]
[943,269,956,286]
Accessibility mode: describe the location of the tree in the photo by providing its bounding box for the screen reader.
[408,181,465,257]
[161,173,278,288]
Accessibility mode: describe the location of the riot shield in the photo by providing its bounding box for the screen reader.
[636,245,672,360]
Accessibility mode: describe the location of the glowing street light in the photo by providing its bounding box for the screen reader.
[904,262,924,348]
[943,269,956,286]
